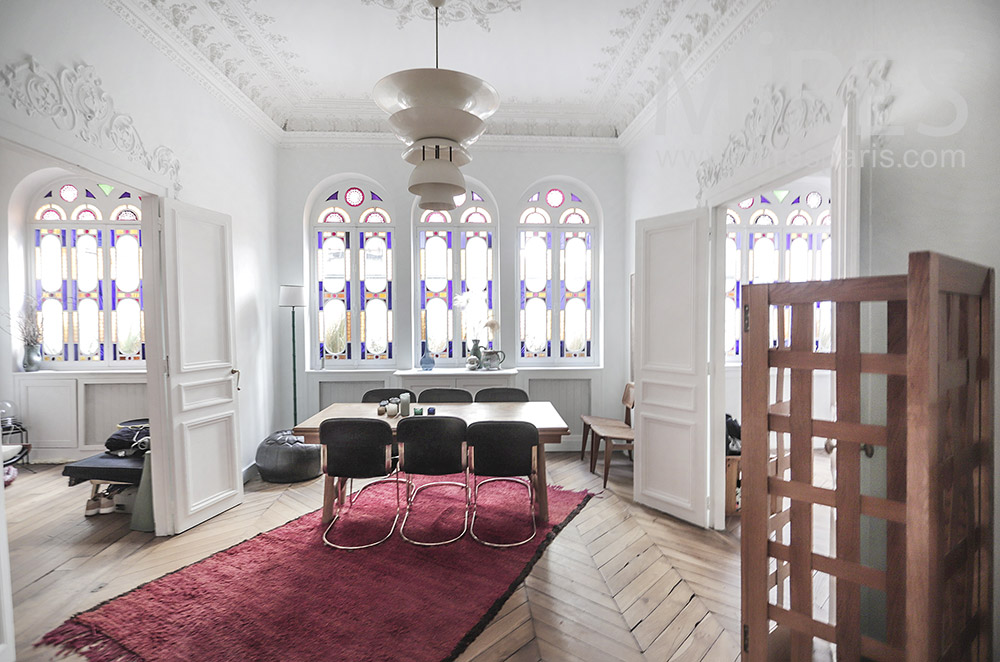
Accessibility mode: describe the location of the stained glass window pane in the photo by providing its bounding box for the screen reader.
[751,235,777,283]
[362,208,389,224]
[820,235,832,280]
[818,211,831,226]
[41,299,63,356]
[789,211,811,226]
[364,236,388,294]
[39,233,63,293]
[546,189,565,208]
[806,191,823,209]
[322,235,347,294]
[465,235,488,294]
[788,236,810,282]
[524,298,547,354]
[76,233,99,293]
[345,187,364,207]
[564,298,586,353]
[461,208,490,224]
[564,236,587,293]
[727,210,739,225]
[520,208,549,224]
[738,197,754,209]
[559,208,590,224]
[524,236,547,292]
[321,208,348,223]
[425,297,448,354]
[117,298,142,356]
[725,235,739,292]
[60,185,78,202]
[725,297,739,355]
[463,293,488,347]
[78,297,100,357]
[41,208,62,221]
[751,210,777,225]
[424,235,448,293]
[422,210,450,223]
[116,233,140,293]
[365,298,388,354]
[324,299,347,355]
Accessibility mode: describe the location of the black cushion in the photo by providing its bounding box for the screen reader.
[361,388,416,404]
[467,421,538,477]
[474,387,529,402]
[397,416,467,475]
[256,430,322,483]
[321,418,395,479]
[62,453,145,486]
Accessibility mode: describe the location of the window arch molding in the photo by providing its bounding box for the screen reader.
[411,176,500,366]
[516,177,602,365]
[306,174,397,368]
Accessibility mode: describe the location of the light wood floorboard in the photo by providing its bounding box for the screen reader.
[9,452,742,661]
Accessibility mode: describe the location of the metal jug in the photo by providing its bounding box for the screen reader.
[480,349,505,370]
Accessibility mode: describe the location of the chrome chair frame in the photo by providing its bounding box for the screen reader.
[469,450,537,547]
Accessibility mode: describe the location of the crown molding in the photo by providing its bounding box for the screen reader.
[279,129,622,153]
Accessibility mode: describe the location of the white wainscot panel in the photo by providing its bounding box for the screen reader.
[319,380,385,408]
[183,413,239,511]
[527,378,591,439]
[639,413,696,509]
[641,380,695,412]
[19,379,77,449]
[175,219,231,371]
[82,382,148,447]
[643,224,696,373]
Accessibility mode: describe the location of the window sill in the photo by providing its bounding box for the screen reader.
[394,368,518,377]
[13,369,146,377]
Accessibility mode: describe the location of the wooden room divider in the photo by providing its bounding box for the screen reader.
[740,252,993,660]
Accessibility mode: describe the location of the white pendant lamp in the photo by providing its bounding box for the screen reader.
[373,0,499,211]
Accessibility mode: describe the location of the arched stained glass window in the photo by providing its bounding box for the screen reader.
[724,185,832,359]
[415,189,496,365]
[313,182,394,365]
[31,178,144,363]
[519,182,598,362]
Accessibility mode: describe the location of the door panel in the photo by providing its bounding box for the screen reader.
[634,209,711,527]
[144,197,243,535]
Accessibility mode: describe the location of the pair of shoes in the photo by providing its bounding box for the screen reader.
[100,496,115,514]
[85,497,100,517]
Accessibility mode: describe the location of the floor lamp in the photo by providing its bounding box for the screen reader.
[279,285,308,426]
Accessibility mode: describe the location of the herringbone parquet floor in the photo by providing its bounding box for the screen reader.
[7,452,743,661]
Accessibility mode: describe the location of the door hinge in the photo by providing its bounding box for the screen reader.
[743,304,750,332]
[706,495,711,511]
[743,624,750,653]
[164,354,170,378]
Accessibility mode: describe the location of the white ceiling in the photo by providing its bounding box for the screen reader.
[108,0,767,138]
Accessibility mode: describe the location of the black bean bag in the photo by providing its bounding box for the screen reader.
[255,430,321,483]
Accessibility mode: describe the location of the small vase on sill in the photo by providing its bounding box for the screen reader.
[469,339,482,369]
[22,344,42,372]
[419,350,435,371]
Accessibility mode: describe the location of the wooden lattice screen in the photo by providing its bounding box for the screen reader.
[740,252,993,660]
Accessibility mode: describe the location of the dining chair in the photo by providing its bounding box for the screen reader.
[466,421,538,547]
[396,416,469,545]
[417,388,473,403]
[319,418,399,550]
[361,388,416,403]
[473,387,529,403]
[580,382,635,466]
[588,419,635,488]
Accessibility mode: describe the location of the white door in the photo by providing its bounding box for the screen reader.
[634,209,711,527]
[0,483,14,661]
[143,197,243,535]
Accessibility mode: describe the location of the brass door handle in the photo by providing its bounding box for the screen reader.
[231,368,241,391]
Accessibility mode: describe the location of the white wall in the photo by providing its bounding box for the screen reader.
[0,0,280,469]
[624,0,1000,644]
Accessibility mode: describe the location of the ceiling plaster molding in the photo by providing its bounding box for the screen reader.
[363,0,521,31]
[102,0,283,142]
[692,60,893,203]
[618,0,777,147]
[0,57,183,194]
[279,130,621,154]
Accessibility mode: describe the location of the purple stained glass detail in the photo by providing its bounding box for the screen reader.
[327,192,338,201]
[760,195,771,204]
[791,196,800,205]
[44,191,52,198]
[528,192,540,203]
[371,192,383,201]
[472,191,483,201]
[86,189,96,199]
[571,193,581,202]
[120,192,131,199]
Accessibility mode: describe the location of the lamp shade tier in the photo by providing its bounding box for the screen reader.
[387,106,486,146]
[403,139,472,167]
[407,160,466,198]
[373,68,500,120]
[278,285,308,308]
[418,191,466,211]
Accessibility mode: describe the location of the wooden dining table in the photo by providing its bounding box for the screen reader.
[293,401,571,524]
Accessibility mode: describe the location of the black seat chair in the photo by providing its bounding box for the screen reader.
[474,387,529,403]
[319,418,399,550]
[396,416,469,545]
[361,388,416,404]
[466,421,539,547]
[417,388,473,403]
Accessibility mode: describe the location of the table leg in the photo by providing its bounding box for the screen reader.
[322,475,336,525]
[535,439,549,523]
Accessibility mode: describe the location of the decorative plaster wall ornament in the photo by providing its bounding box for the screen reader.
[837,58,894,149]
[0,57,182,194]
[694,85,830,203]
[363,0,521,31]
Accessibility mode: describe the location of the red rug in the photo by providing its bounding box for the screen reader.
[39,478,590,662]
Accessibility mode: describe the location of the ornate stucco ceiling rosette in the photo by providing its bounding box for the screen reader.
[363,0,521,31]
[0,57,182,194]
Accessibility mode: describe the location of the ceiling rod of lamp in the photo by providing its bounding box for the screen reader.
[373,0,499,211]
